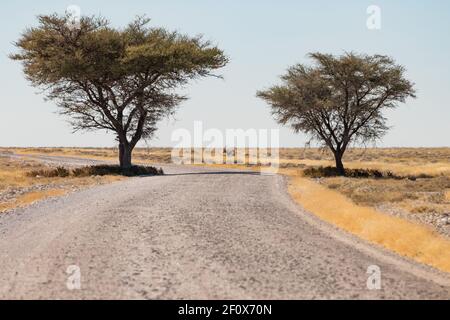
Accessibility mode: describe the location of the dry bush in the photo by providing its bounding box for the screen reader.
[27,166,70,178]
[28,165,164,178]
[72,165,164,177]
[304,166,386,178]
[0,156,54,190]
[302,166,433,180]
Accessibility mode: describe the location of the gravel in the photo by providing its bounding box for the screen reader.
[377,204,450,238]
[0,162,449,299]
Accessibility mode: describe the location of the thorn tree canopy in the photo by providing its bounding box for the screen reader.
[257,52,416,175]
[11,14,228,169]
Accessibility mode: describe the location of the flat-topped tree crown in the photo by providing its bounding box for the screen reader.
[11,14,228,169]
[257,52,416,175]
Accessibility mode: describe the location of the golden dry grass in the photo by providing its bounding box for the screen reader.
[0,155,60,190]
[0,155,123,213]
[0,189,67,212]
[8,147,173,164]
[192,162,450,273]
[286,170,450,273]
[205,147,450,217]
[4,147,448,216]
[6,147,449,175]
[274,148,450,176]
[320,175,450,215]
[2,147,450,272]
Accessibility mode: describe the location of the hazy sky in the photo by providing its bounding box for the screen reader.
[1,0,449,147]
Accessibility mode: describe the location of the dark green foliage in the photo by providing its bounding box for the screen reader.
[71,165,164,177]
[11,14,227,169]
[303,166,433,180]
[258,53,416,175]
[27,166,70,178]
[27,165,164,177]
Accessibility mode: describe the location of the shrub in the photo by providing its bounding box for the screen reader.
[27,166,70,178]
[72,165,164,177]
[28,165,164,178]
[303,166,433,180]
[303,166,342,178]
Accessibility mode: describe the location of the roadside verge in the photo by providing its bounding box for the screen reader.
[284,168,450,273]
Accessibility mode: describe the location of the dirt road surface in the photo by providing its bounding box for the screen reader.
[0,155,449,299]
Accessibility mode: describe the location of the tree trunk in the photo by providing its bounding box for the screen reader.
[119,142,133,170]
[334,151,345,176]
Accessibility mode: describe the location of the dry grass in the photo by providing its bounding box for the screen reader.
[28,165,164,177]
[0,189,67,212]
[275,148,450,176]
[6,147,449,175]
[0,155,123,213]
[4,146,448,216]
[286,170,450,273]
[193,160,450,272]
[8,147,173,164]
[320,175,450,215]
[0,155,58,191]
[0,156,122,190]
[2,147,450,271]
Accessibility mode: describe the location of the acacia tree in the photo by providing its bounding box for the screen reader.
[257,52,416,175]
[11,14,227,169]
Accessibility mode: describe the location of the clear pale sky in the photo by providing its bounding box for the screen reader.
[1,0,449,147]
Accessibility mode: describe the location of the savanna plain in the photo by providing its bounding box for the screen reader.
[1,146,449,273]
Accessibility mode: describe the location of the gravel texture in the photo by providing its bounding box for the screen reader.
[0,161,449,299]
[377,204,450,238]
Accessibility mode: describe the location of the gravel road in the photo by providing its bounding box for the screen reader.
[0,156,449,299]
